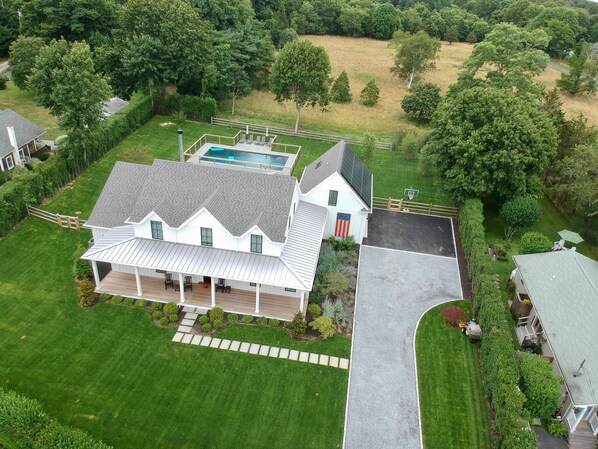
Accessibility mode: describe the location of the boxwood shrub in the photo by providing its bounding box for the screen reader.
[124,298,135,306]
[227,313,238,323]
[164,302,178,315]
[202,323,212,332]
[241,315,253,324]
[159,316,169,326]
[151,302,163,311]
[152,311,163,320]
[168,313,179,323]
[111,295,123,304]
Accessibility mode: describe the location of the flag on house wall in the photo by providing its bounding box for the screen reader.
[335,213,351,238]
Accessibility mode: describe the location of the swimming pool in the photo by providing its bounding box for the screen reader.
[201,147,289,171]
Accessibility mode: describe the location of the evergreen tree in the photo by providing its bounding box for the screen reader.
[330,71,352,103]
[444,25,459,44]
[360,79,379,106]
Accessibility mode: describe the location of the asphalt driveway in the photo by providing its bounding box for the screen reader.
[344,215,462,449]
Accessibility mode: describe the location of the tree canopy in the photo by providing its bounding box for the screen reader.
[8,36,45,90]
[270,39,331,132]
[391,31,441,90]
[401,82,441,121]
[424,87,557,202]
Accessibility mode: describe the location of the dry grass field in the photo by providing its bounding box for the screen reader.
[225,35,597,136]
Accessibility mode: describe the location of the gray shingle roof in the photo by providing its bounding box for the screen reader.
[299,140,372,209]
[0,109,45,157]
[87,159,297,243]
[513,251,598,406]
[102,97,129,117]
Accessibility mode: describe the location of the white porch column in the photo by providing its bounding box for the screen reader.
[300,291,305,314]
[255,283,260,314]
[210,277,216,307]
[134,267,142,296]
[91,260,101,289]
[179,272,185,303]
[0,157,4,172]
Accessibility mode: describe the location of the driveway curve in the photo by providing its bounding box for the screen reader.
[343,245,462,449]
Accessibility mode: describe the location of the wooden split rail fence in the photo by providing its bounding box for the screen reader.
[372,196,458,218]
[26,205,86,230]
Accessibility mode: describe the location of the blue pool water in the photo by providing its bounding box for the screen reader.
[201,147,288,171]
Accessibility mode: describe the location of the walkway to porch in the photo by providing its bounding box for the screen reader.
[97,271,304,321]
[569,421,598,449]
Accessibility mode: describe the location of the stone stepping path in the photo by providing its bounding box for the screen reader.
[172,310,349,370]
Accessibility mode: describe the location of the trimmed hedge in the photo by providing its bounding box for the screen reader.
[0,388,112,449]
[459,198,537,449]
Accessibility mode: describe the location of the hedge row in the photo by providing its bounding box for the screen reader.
[153,93,217,121]
[0,388,112,449]
[0,96,153,237]
[459,199,536,449]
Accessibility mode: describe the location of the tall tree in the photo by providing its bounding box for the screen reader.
[460,23,550,97]
[401,82,441,121]
[444,25,459,44]
[330,70,352,103]
[424,87,557,202]
[270,40,331,132]
[0,0,19,56]
[370,3,401,40]
[8,36,46,90]
[391,30,441,90]
[190,0,255,30]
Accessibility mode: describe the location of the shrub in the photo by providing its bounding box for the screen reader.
[135,299,148,308]
[0,76,7,90]
[159,316,169,326]
[277,28,298,48]
[213,319,223,330]
[242,315,254,324]
[330,71,352,103]
[33,421,113,449]
[111,295,123,304]
[493,243,507,261]
[393,130,422,160]
[329,235,355,251]
[152,311,163,320]
[519,232,552,255]
[256,316,268,326]
[202,323,212,332]
[307,303,322,319]
[519,352,563,419]
[35,152,51,162]
[322,270,350,296]
[73,243,93,280]
[283,321,293,329]
[164,302,178,315]
[151,302,163,311]
[309,316,335,339]
[227,313,238,323]
[78,279,96,307]
[99,293,111,302]
[198,315,209,325]
[322,298,345,324]
[500,196,540,240]
[268,319,280,327]
[360,79,379,106]
[440,306,467,327]
[209,307,224,322]
[401,82,441,121]
[124,298,135,306]
[168,313,179,323]
[0,388,51,445]
[544,419,568,438]
[361,132,375,164]
[291,312,307,337]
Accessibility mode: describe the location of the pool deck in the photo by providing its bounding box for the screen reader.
[187,142,298,175]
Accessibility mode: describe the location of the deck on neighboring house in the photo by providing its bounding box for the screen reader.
[97,271,304,321]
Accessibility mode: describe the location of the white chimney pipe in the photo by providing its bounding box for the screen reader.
[177,129,184,163]
[7,125,18,150]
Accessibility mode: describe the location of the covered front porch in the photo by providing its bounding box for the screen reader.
[95,270,305,321]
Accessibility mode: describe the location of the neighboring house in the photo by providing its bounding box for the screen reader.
[300,140,373,244]
[511,251,598,447]
[0,109,45,172]
[102,97,129,118]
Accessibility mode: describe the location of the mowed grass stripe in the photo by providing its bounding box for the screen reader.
[416,301,491,449]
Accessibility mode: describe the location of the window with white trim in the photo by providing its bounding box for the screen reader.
[328,190,338,206]
[250,234,262,253]
[5,155,14,170]
[150,220,163,240]
[201,227,212,246]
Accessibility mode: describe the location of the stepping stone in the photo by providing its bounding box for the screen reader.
[184,313,199,320]
[278,348,289,359]
[220,339,231,350]
[259,345,270,356]
[239,342,250,353]
[329,356,339,368]
[177,325,192,333]
[229,341,241,352]
[288,350,299,361]
[249,344,260,355]
[181,319,195,326]
[299,352,309,363]
[319,355,329,366]
[200,337,212,347]
[182,306,194,313]
[339,358,349,370]
[181,334,193,344]
[309,353,319,364]
[172,332,184,343]
[210,338,222,349]
[191,335,202,345]
[268,347,280,358]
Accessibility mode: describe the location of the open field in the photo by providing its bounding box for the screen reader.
[416,301,492,449]
[225,35,598,136]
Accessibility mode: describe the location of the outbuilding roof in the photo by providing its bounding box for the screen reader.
[513,250,598,406]
[102,97,129,117]
[300,140,372,209]
[0,109,45,157]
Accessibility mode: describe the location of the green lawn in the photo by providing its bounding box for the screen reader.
[0,218,348,449]
[416,301,491,449]
[0,81,63,140]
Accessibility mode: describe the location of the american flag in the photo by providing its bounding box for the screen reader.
[335,213,351,238]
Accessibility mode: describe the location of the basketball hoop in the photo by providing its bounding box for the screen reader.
[404,188,419,200]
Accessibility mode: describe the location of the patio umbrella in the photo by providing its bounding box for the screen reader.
[558,229,584,244]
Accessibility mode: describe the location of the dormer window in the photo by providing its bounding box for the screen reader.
[201,227,212,247]
[150,220,163,240]
[250,234,262,253]
[328,190,338,207]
